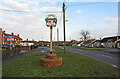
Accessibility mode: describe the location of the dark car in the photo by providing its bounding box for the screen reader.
[86,44,92,48]
[0,45,10,49]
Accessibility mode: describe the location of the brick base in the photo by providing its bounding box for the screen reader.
[40,54,62,67]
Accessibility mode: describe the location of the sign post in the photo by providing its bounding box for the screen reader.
[45,14,57,54]
[40,14,62,67]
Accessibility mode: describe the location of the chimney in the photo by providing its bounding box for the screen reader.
[0,28,2,31]
[2,30,5,34]
[17,34,19,37]
[117,36,119,40]
[11,32,14,35]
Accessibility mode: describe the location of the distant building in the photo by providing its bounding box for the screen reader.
[89,39,101,48]
[0,28,3,45]
[0,28,22,45]
[20,39,37,46]
[115,39,120,48]
[101,36,120,48]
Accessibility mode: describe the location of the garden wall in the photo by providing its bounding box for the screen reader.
[2,48,21,60]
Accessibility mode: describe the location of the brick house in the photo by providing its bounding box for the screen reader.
[7,33,22,45]
[0,28,22,45]
[0,28,3,45]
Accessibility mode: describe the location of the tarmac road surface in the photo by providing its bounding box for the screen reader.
[59,46,120,68]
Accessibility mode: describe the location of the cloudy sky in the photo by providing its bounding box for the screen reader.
[0,0,119,41]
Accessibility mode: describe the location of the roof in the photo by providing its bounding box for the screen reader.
[101,36,120,42]
[80,42,84,44]
[22,41,37,43]
[6,34,22,40]
[115,39,120,43]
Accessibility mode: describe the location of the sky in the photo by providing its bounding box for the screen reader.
[0,0,119,41]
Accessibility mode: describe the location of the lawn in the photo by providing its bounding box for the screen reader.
[24,47,62,57]
[2,46,120,77]
[24,52,48,57]
[72,46,107,50]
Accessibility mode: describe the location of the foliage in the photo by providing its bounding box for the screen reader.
[15,45,21,48]
[2,49,10,60]
[80,30,90,47]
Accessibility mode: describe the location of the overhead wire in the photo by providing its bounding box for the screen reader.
[66,2,106,6]
[0,8,62,13]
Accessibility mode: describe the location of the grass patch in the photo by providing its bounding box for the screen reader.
[72,46,107,50]
[24,52,48,57]
[24,46,61,57]
[2,47,120,77]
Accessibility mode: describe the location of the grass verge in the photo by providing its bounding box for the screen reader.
[72,46,107,50]
[2,46,120,77]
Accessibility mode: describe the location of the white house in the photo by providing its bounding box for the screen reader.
[20,42,34,46]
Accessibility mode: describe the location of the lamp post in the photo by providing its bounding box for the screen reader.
[45,14,57,54]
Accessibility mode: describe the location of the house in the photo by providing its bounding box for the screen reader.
[0,28,3,45]
[70,40,77,46]
[38,41,50,46]
[0,28,22,45]
[6,33,22,45]
[89,39,101,48]
[77,41,84,47]
[20,39,36,46]
[115,39,120,48]
[101,36,120,48]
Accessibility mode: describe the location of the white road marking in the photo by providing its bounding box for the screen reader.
[97,54,112,58]
[21,51,27,53]
[59,47,64,49]
[112,65,117,68]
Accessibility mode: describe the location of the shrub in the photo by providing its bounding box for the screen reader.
[2,49,10,60]
[15,45,21,48]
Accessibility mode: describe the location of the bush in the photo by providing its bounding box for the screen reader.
[2,49,10,60]
[15,45,21,48]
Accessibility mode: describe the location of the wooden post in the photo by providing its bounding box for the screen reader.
[57,28,59,47]
[50,26,52,54]
[63,2,66,54]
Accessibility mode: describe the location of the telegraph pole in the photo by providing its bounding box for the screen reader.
[63,2,66,54]
[57,28,59,47]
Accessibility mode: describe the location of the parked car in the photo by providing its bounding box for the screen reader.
[86,44,92,48]
[77,44,81,47]
[72,44,76,46]
[0,45,10,49]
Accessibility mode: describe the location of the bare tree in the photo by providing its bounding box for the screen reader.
[80,30,90,47]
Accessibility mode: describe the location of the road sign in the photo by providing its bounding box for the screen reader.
[7,36,14,41]
[45,14,57,27]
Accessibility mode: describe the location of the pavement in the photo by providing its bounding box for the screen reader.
[2,46,50,65]
[2,50,31,64]
[59,46,120,68]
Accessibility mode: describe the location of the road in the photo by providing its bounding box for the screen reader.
[59,46,120,68]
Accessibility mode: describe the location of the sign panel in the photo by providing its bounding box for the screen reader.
[7,36,14,41]
[45,14,57,27]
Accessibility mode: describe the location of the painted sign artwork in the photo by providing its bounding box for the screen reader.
[45,14,57,27]
[7,36,14,41]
